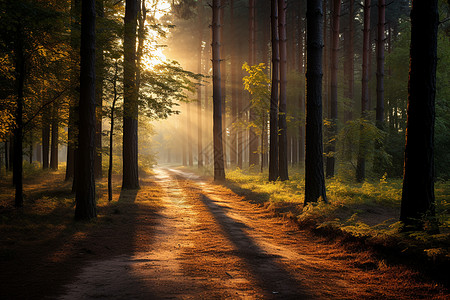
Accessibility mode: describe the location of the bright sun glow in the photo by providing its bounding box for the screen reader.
[141,0,171,70]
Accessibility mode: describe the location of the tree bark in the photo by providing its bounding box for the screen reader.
[376,0,385,128]
[122,0,139,189]
[94,0,104,179]
[248,0,258,166]
[42,110,50,169]
[50,104,59,170]
[4,141,8,171]
[108,62,118,202]
[269,0,279,181]
[326,0,341,178]
[13,25,25,207]
[343,0,354,123]
[305,0,327,204]
[212,0,225,180]
[230,0,237,167]
[356,0,371,183]
[187,102,193,166]
[197,3,204,168]
[278,0,289,181]
[298,11,305,165]
[400,0,438,232]
[66,0,81,181]
[75,0,97,220]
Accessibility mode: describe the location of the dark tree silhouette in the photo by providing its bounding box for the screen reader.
[269,0,279,182]
[376,0,385,128]
[304,0,327,204]
[197,0,204,168]
[400,0,439,232]
[65,0,81,181]
[248,0,258,167]
[94,0,105,179]
[122,0,139,189]
[13,25,25,207]
[212,0,225,181]
[356,0,371,183]
[326,0,341,178]
[75,0,97,220]
[50,104,59,170]
[343,0,354,123]
[278,0,289,181]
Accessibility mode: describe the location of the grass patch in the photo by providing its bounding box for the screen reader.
[222,167,450,264]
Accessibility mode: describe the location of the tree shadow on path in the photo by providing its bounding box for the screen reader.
[199,193,313,299]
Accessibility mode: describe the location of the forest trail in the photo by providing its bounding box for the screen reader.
[60,168,446,300]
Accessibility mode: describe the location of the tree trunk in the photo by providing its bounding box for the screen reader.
[230,0,237,167]
[237,43,243,169]
[50,104,59,170]
[305,0,327,204]
[326,0,341,178]
[220,5,227,168]
[298,11,305,165]
[197,4,204,168]
[212,0,225,180]
[248,0,258,166]
[66,0,81,181]
[94,0,104,179]
[122,0,139,189]
[400,0,438,232]
[187,102,193,166]
[356,0,371,183]
[376,0,385,128]
[4,141,8,171]
[322,0,328,119]
[42,113,50,169]
[108,62,119,202]
[269,0,279,181]
[75,0,97,220]
[13,25,25,207]
[278,0,289,181]
[344,0,354,123]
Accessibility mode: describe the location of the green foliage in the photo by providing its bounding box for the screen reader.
[139,61,199,119]
[336,118,391,177]
[242,62,270,132]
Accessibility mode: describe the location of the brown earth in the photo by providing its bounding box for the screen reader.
[1,168,449,299]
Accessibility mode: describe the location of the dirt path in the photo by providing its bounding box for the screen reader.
[60,168,447,299]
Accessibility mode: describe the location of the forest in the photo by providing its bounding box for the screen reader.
[0,0,449,298]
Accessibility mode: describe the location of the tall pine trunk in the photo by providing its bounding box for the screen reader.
[298,11,305,165]
[66,0,81,181]
[42,108,50,169]
[269,0,279,181]
[305,0,327,204]
[108,62,119,202]
[212,0,225,181]
[400,0,438,232]
[13,25,25,207]
[197,3,204,168]
[356,0,371,183]
[376,0,385,128]
[50,104,59,170]
[343,0,354,123]
[75,0,97,220]
[278,0,288,181]
[122,0,139,189]
[326,0,341,178]
[248,0,258,166]
[94,0,104,179]
[230,0,237,167]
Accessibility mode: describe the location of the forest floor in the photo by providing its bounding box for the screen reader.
[0,167,449,299]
